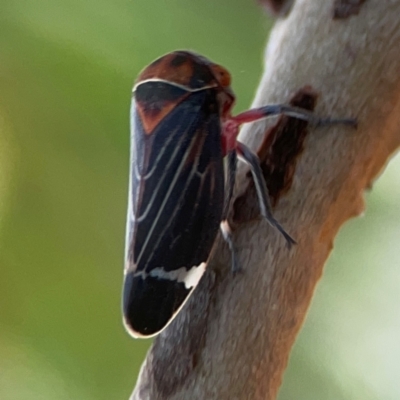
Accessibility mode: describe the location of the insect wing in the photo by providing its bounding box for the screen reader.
[124,89,224,338]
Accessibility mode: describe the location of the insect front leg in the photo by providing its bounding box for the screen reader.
[236,141,296,248]
[221,150,240,272]
[231,104,357,128]
[222,103,356,252]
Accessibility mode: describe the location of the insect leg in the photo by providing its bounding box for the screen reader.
[222,150,237,220]
[236,141,296,248]
[231,104,357,128]
[221,150,240,272]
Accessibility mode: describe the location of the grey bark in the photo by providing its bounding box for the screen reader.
[132,1,400,399]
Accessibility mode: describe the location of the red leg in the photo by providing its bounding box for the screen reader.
[222,104,356,155]
[221,119,240,155]
[231,104,357,127]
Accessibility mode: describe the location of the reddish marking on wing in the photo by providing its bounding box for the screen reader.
[137,51,219,90]
[138,54,193,87]
[210,64,231,88]
[136,94,189,134]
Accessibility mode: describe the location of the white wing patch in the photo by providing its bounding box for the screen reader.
[139,262,207,289]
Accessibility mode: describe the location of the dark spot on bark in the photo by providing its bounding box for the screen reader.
[257,0,294,16]
[260,88,317,205]
[333,0,367,19]
[233,86,318,224]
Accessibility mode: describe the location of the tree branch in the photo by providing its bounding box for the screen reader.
[131,1,400,399]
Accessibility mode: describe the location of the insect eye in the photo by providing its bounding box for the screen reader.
[212,65,231,88]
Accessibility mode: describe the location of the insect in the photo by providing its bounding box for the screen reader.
[123,50,356,338]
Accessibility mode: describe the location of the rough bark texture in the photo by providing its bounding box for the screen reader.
[132,1,400,399]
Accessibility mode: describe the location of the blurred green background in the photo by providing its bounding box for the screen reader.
[1,0,399,399]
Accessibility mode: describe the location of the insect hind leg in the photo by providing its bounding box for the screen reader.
[236,141,296,248]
